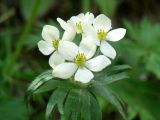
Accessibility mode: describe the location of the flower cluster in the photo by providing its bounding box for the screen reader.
[38,12,126,84]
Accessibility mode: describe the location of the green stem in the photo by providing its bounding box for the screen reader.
[3,0,41,76]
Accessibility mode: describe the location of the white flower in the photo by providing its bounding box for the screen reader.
[69,12,94,34]
[85,14,126,59]
[52,36,111,83]
[38,25,65,68]
[57,18,76,41]
[57,12,94,35]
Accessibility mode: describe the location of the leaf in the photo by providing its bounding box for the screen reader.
[34,79,62,94]
[120,18,160,79]
[101,72,129,84]
[95,65,130,77]
[108,65,131,72]
[80,90,91,120]
[115,38,144,65]
[89,80,127,120]
[123,19,140,41]
[145,53,160,79]
[63,89,81,120]
[61,88,102,120]
[94,65,130,84]
[45,87,71,119]
[90,92,102,120]
[27,70,53,94]
[110,79,160,120]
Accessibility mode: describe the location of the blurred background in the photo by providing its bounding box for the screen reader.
[0,0,160,120]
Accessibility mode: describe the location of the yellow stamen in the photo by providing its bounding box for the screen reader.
[76,21,83,33]
[52,39,59,50]
[74,53,86,67]
[97,29,107,41]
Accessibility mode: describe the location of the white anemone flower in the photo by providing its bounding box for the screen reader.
[86,14,126,59]
[69,12,94,34]
[52,36,111,83]
[38,25,65,68]
[57,12,94,35]
[57,18,76,41]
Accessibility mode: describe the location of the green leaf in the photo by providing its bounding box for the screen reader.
[34,79,62,94]
[89,80,127,120]
[145,53,160,79]
[80,90,91,120]
[27,70,53,94]
[63,89,81,120]
[90,92,102,120]
[62,88,102,120]
[110,79,160,120]
[101,72,129,84]
[122,18,160,79]
[95,65,130,77]
[108,65,131,73]
[46,87,71,119]
[94,65,130,84]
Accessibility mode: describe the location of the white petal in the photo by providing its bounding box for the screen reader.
[100,41,116,59]
[77,13,85,19]
[69,16,83,33]
[93,14,111,32]
[83,24,95,36]
[86,55,111,72]
[61,28,76,41]
[42,25,59,42]
[84,12,94,25]
[74,67,93,83]
[57,18,69,30]
[79,36,97,59]
[58,41,78,61]
[70,16,81,24]
[107,28,126,41]
[49,51,65,69]
[53,63,77,79]
[83,25,100,46]
[37,40,54,55]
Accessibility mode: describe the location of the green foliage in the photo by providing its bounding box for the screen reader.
[117,18,160,79]
[112,18,160,120]
[94,0,119,17]
[110,79,160,120]
[20,0,55,20]
[27,65,129,120]
[0,96,28,120]
[89,80,126,120]
[94,65,130,83]
[27,70,53,93]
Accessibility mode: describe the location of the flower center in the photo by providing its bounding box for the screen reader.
[76,21,83,33]
[74,53,86,67]
[97,29,107,41]
[52,39,59,50]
